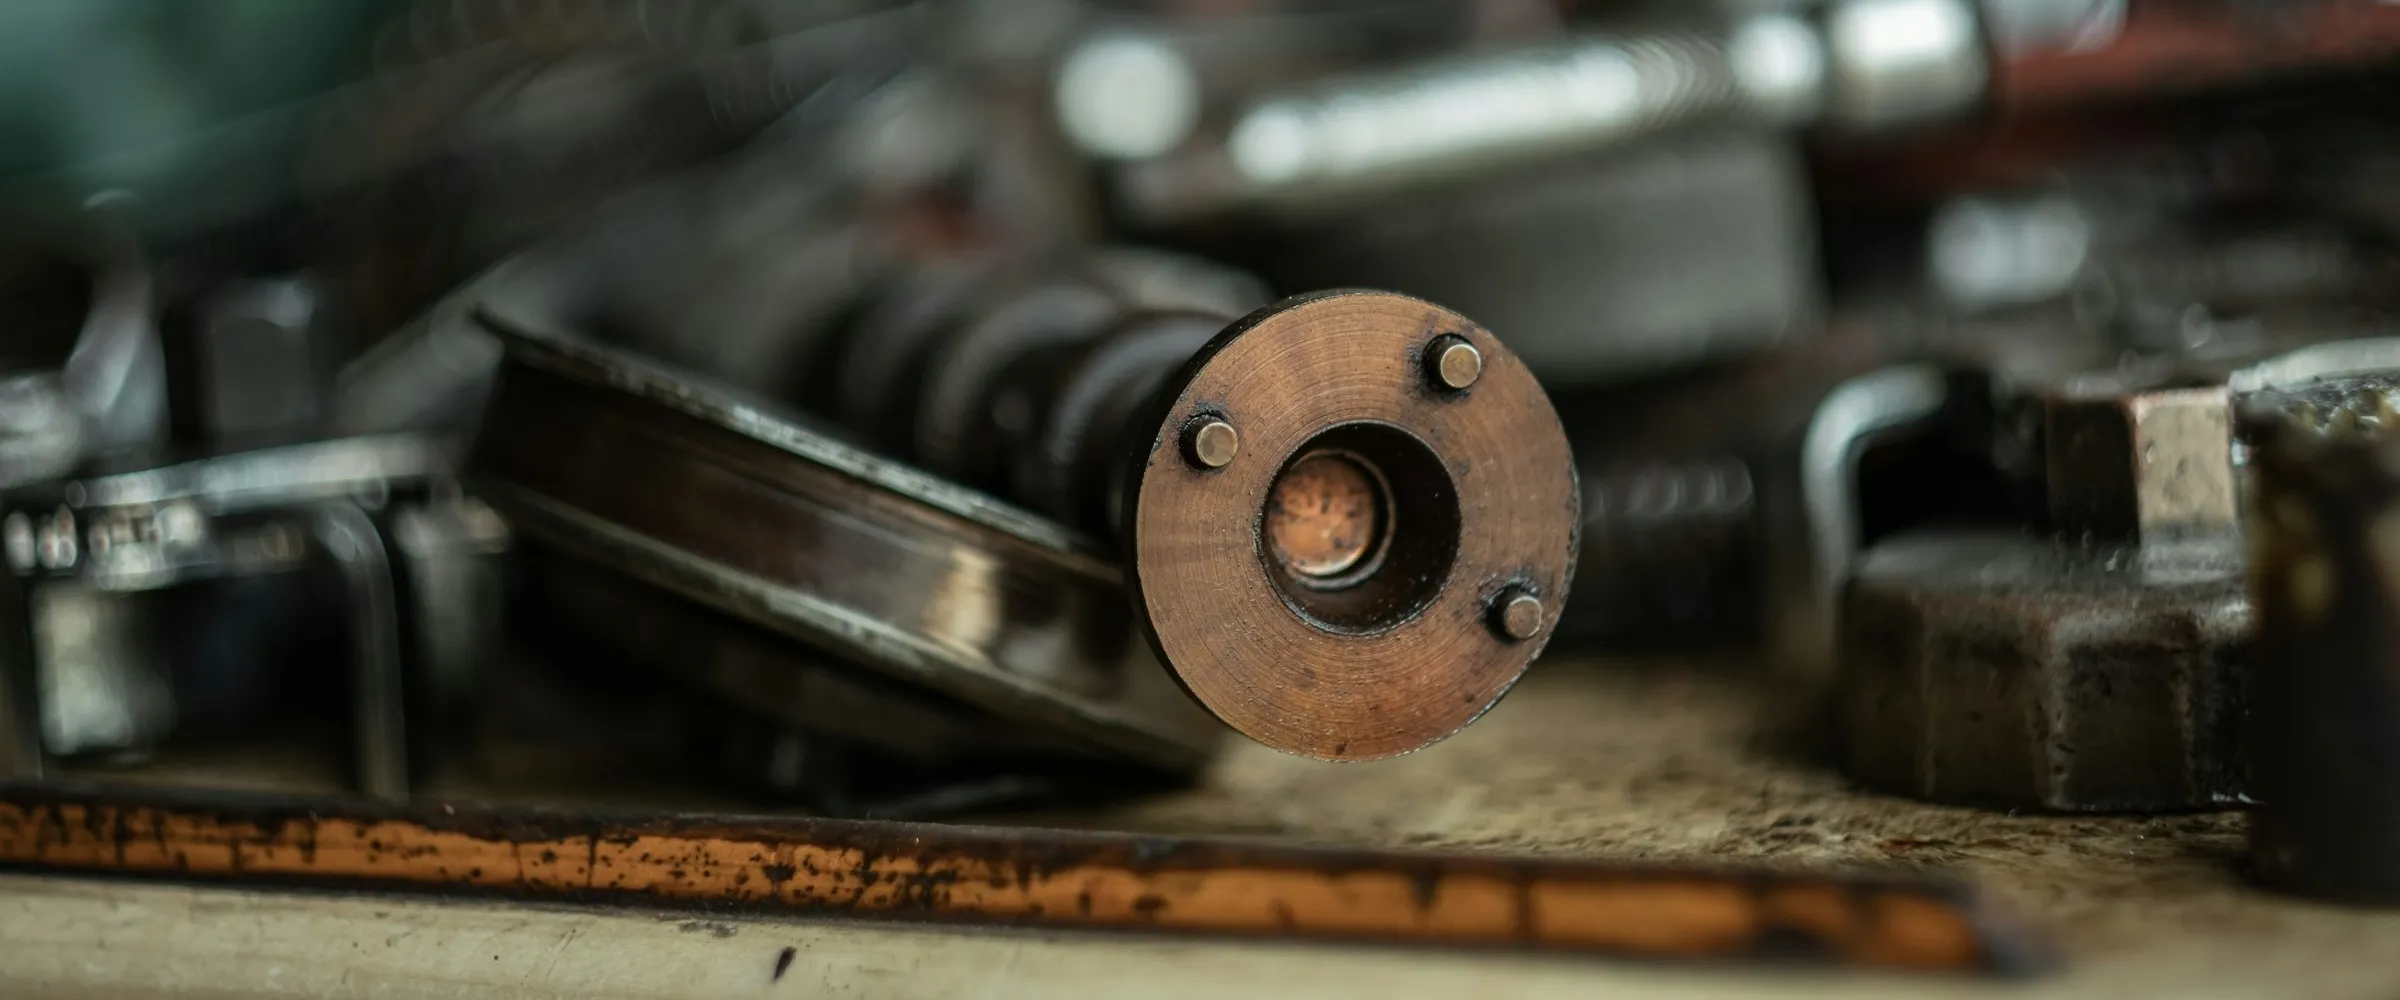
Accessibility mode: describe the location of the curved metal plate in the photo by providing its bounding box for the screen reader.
[470,297,1219,772]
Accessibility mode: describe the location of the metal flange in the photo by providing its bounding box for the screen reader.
[1125,291,1578,760]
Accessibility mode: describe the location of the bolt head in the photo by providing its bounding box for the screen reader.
[1430,337,1483,391]
[1186,418,1240,469]
[2045,382,2235,544]
[1493,590,1544,641]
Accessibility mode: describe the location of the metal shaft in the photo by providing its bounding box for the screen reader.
[817,251,1266,534]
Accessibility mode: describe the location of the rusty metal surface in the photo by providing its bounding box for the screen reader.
[2242,411,2400,902]
[0,780,2042,975]
[1829,360,2297,812]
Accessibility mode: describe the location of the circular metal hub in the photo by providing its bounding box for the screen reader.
[1125,291,1578,761]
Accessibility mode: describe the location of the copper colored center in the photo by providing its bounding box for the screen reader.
[1265,451,1390,585]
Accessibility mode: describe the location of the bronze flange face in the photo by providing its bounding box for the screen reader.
[1126,291,1579,760]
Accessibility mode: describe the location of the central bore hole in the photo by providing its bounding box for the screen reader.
[1258,422,1461,634]
[1265,450,1391,587]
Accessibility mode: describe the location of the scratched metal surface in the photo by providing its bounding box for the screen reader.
[6,657,2400,997]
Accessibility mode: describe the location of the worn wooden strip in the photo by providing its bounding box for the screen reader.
[0,783,2046,974]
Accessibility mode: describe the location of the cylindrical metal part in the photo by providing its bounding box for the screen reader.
[480,251,1580,762]
[826,258,1578,759]
[1114,0,1983,222]
[827,249,1265,532]
[2242,382,2400,903]
[1226,31,1746,192]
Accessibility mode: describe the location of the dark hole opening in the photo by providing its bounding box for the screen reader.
[1258,422,1460,634]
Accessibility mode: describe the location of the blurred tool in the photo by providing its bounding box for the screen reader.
[2241,377,2400,904]
[0,436,505,798]
[1837,343,2400,811]
[1108,0,1988,221]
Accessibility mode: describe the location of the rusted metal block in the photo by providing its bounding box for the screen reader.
[1839,531,2250,811]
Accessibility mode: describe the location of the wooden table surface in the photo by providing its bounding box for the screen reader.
[5,657,2398,998]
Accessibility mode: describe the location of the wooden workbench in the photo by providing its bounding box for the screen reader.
[4,658,2398,998]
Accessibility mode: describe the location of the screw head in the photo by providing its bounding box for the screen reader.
[1185,418,1241,469]
[1492,589,1544,642]
[1428,336,1483,392]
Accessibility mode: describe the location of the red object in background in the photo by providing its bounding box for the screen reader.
[1996,1,2400,112]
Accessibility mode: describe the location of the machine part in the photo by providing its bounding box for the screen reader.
[1770,364,1952,678]
[57,196,168,465]
[1219,29,1772,195]
[1927,195,2096,312]
[0,209,168,490]
[2241,384,2400,903]
[315,503,408,799]
[0,435,493,800]
[1837,368,2251,810]
[511,546,1160,819]
[519,549,1075,766]
[1563,455,1761,642]
[0,785,2052,974]
[0,375,81,491]
[828,266,1572,758]
[1045,2,1479,166]
[817,248,1269,502]
[389,491,510,745]
[1839,530,2249,810]
[1126,293,1576,760]
[1833,345,2400,811]
[189,275,335,452]
[31,582,171,757]
[1053,31,1202,160]
[1114,0,1982,221]
[1819,0,1988,130]
[1112,0,2400,225]
[472,310,1221,772]
[476,277,1576,763]
[1264,128,1818,385]
[2043,380,2236,544]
